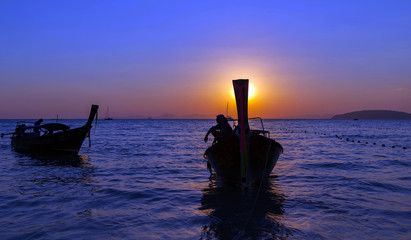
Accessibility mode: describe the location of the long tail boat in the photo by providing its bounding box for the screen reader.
[204,80,283,186]
[2,105,99,154]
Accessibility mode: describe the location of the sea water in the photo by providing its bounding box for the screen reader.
[0,119,410,239]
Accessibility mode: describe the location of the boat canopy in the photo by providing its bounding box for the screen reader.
[40,123,70,131]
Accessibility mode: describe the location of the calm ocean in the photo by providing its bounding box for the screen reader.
[0,119,410,240]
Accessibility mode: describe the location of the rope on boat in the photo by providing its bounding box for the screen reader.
[94,110,98,134]
[279,128,408,150]
[89,108,98,147]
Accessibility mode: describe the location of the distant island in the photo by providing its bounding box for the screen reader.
[331,110,411,120]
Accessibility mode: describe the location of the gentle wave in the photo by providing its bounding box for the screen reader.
[0,119,410,239]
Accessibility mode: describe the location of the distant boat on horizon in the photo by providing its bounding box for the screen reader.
[104,106,113,120]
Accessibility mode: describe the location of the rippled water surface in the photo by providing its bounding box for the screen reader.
[0,119,410,239]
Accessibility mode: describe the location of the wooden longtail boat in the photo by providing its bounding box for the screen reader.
[3,105,99,154]
[204,80,283,186]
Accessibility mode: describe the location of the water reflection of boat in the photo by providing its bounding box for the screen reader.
[4,105,98,154]
[15,153,94,196]
[204,80,283,186]
[16,152,92,168]
[199,177,291,239]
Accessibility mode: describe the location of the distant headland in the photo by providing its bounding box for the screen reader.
[331,110,411,120]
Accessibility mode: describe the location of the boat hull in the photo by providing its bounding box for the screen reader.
[204,133,283,185]
[8,104,98,154]
[11,126,90,154]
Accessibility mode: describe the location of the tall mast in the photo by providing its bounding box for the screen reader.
[233,79,250,187]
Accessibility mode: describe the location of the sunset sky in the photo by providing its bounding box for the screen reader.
[1,1,410,119]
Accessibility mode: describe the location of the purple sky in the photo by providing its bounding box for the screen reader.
[1,1,410,119]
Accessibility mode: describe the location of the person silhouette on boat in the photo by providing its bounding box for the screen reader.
[204,114,233,144]
[34,119,43,136]
[15,124,27,137]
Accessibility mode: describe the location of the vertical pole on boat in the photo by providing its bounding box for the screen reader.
[233,79,250,187]
[86,105,99,128]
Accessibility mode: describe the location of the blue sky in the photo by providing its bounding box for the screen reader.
[1,1,410,118]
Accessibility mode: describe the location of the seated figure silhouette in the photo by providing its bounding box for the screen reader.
[204,114,233,144]
[34,119,43,136]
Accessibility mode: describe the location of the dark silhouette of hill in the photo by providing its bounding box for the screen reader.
[331,110,411,120]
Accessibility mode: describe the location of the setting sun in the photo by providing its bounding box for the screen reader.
[231,83,256,100]
[249,84,256,99]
